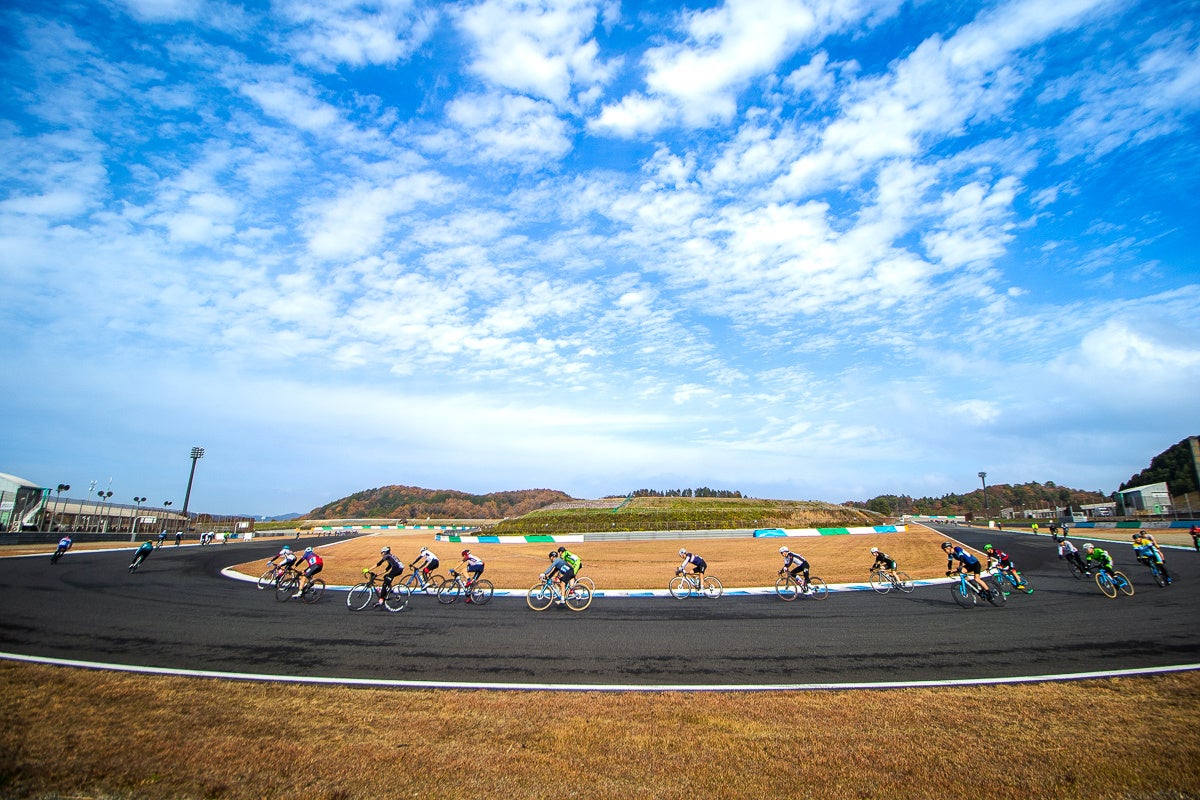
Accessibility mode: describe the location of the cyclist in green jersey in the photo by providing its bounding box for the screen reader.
[1082,543,1114,577]
[556,546,582,588]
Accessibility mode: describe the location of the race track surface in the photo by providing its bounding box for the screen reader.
[3,527,1198,688]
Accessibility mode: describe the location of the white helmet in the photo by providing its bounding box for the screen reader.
[1083,542,1095,550]
[870,547,879,554]
[420,547,429,555]
[779,546,789,554]
[678,548,687,556]
[380,546,390,554]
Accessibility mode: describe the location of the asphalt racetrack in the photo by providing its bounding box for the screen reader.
[3,526,1198,689]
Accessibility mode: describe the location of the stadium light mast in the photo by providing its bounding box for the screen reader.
[978,471,989,523]
[181,447,205,527]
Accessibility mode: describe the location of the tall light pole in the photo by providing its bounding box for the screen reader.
[98,490,113,532]
[163,500,173,534]
[181,447,204,530]
[131,496,146,536]
[978,471,989,525]
[50,483,70,531]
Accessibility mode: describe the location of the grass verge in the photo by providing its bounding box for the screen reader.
[2,661,1198,800]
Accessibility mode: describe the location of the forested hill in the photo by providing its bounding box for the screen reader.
[1120,435,1199,495]
[848,481,1109,516]
[306,486,572,520]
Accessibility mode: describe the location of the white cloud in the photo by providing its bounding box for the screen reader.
[445,92,574,166]
[455,0,616,106]
[274,0,438,70]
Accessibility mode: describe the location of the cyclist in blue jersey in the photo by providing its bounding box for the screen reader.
[542,551,573,604]
[370,547,405,608]
[1132,534,1172,585]
[941,541,993,598]
[50,535,72,563]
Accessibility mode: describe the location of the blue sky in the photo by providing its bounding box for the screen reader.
[2,0,1198,517]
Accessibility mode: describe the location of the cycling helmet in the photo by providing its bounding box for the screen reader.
[940,541,953,549]
[983,544,993,551]
[548,551,558,559]
[380,546,390,554]
[282,546,291,552]
[304,547,313,554]
[1083,542,1095,550]
[779,546,789,554]
[461,549,470,557]
[678,548,687,556]
[419,547,429,555]
[870,547,879,554]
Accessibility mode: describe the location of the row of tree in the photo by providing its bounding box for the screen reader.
[630,488,745,498]
[307,486,571,520]
[846,481,1109,517]
[1119,435,1199,495]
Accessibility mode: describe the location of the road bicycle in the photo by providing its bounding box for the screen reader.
[868,568,913,595]
[1094,569,1134,599]
[990,566,1033,596]
[669,569,723,599]
[257,563,290,590]
[1136,557,1168,588]
[526,575,593,611]
[50,547,68,564]
[949,570,1005,608]
[127,551,151,573]
[1062,553,1088,580]
[347,569,410,612]
[437,569,494,605]
[775,570,829,601]
[400,564,446,595]
[275,567,325,603]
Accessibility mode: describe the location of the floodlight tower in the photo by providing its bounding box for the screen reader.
[979,471,989,522]
[181,447,205,526]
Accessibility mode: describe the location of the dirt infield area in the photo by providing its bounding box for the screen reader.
[232,526,964,589]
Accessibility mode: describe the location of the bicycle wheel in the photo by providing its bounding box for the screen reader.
[993,571,1013,596]
[894,571,914,594]
[1095,572,1117,598]
[1149,565,1166,588]
[1066,558,1084,580]
[805,576,828,600]
[1017,574,1034,594]
[775,575,799,601]
[424,574,446,594]
[527,582,554,611]
[347,583,375,610]
[701,576,723,599]
[668,576,691,599]
[1115,571,1134,597]
[302,579,325,603]
[470,579,494,605]
[575,576,596,593]
[276,575,299,602]
[565,582,592,611]
[258,569,280,590]
[951,581,975,608]
[437,580,461,604]
[399,573,419,592]
[868,570,891,595]
[984,583,1006,607]
[384,584,410,612]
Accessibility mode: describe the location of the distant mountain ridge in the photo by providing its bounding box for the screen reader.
[306,485,572,520]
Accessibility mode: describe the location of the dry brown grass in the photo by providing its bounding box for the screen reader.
[232,527,957,589]
[3,660,1198,800]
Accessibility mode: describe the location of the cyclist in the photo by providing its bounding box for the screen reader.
[50,535,72,563]
[1082,543,1115,578]
[542,551,573,604]
[556,546,582,588]
[370,547,405,608]
[868,546,896,575]
[128,540,155,571]
[266,545,296,578]
[982,544,1028,590]
[677,548,707,581]
[779,546,810,587]
[456,549,485,600]
[295,546,323,595]
[1191,524,1200,553]
[1057,538,1088,574]
[412,546,440,583]
[156,530,167,549]
[1132,535,1172,585]
[941,541,993,599]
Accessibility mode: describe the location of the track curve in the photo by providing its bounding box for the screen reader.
[3,527,1198,689]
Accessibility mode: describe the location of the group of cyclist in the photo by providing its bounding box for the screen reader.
[264,544,324,596]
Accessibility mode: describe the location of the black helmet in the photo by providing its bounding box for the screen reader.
[548,551,558,559]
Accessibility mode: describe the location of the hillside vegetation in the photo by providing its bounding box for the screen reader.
[486,496,883,534]
[1120,435,1199,494]
[850,481,1109,517]
[306,486,571,521]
